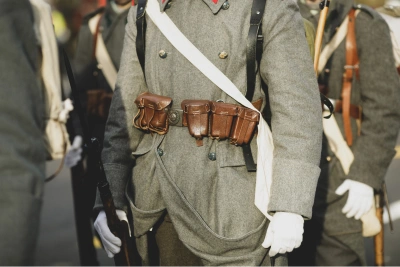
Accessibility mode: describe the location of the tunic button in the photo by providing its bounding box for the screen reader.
[326,156,331,162]
[159,50,167,59]
[218,51,228,59]
[222,1,230,10]
[165,2,172,9]
[208,152,216,161]
[157,148,164,157]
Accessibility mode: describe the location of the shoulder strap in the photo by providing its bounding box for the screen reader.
[246,0,266,102]
[88,13,118,90]
[341,8,359,147]
[136,0,147,73]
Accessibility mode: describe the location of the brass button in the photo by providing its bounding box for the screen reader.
[208,152,216,161]
[326,156,332,162]
[165,2,172,9]
[218,51,228,59]
[159,50,167,59]
[157,148,164,157]
[222,1,230,10]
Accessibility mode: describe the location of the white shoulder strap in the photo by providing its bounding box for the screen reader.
[146,0,274,220]
[88,14,118,90]
[318,10,360,74]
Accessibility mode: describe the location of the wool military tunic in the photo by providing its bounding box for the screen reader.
[96,0,323,265]
[294,1,400,265]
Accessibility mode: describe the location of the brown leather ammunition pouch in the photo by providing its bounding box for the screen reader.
[133,92,172,135]
[230,107,260,146]
[209,102,238,140]
[181,100,211,146]
[86,89,113,120]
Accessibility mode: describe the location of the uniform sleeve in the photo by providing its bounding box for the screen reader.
[94,7,148,211]
[261,0,323,219]
[347,16,400,190]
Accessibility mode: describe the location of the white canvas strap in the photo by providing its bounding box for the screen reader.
[146,0,274,220]
[88,14,118,90]
[318,11,360,74]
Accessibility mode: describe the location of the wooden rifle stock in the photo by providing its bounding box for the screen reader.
[374,193,384,266]
[63,50,136,266]
[314,0,330,75]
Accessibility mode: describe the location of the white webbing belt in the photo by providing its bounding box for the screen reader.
[146,0,274,220]
[88,14,118,91]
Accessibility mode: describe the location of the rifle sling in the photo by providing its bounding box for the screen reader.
[341,8,359,147]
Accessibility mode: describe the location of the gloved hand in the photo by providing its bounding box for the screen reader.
[335,179,374,220]
[262,212,304,257]
[64,135,83,168]
[94,210,129,258]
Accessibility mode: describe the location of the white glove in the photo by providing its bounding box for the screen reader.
[335,179,374,220]
[64,135,83,168]
[94,210,129,258]
[262,212,304,257]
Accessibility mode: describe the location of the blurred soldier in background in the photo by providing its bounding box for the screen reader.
[0,0,73,264]
[0,1,45,264]
[292,0,400,265]
[69,0,133,261]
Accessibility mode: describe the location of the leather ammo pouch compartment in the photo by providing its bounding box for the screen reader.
[181,100,211,146]
[210,102,238,140]
[182,100,260,146]
[230,107,260,146]
[86,89,113,120]
[133,92,172,135]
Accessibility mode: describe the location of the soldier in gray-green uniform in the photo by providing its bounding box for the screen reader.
[93,0,324,265]
[291,0,400,265]
[0,0,46,265]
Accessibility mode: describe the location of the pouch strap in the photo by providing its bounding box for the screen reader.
[342,8,359,147]
[243,0,266,172]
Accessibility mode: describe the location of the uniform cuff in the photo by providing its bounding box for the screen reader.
[268,158,320,219]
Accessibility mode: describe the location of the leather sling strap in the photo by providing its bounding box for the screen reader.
[136,0,147,74]
[243,0,267,172]
[341,8,359,147]
[135,0,266,172]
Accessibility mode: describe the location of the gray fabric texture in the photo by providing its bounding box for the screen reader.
[96,0,323,265]
[294,1,400,265]
[0,0,46,265]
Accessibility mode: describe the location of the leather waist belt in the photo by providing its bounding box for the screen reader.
[133,92,261,147]
[334,100,362,120]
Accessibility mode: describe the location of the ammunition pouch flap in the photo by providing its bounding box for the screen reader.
[133,92,172,135]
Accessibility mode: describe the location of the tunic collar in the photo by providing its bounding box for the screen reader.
[157,0,225,14]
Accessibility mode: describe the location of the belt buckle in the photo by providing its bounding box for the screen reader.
[168,109,183,126]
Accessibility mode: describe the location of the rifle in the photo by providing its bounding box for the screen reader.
[374,182,394,266]
[62,50,136,266]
